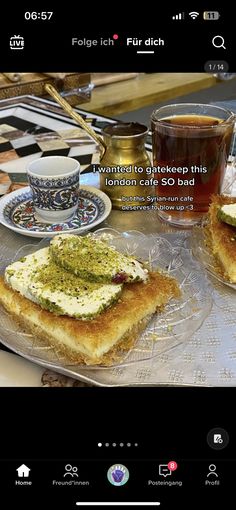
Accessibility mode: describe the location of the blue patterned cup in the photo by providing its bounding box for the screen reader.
[27,156,80,223]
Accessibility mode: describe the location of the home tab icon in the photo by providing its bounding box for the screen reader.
[16,464,31,478]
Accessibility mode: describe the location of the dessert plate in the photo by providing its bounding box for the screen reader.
[192,217,236,291]
[0,185,111,238]
[0,230,212,377]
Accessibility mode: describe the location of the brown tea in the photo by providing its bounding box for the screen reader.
[151,114,234,224]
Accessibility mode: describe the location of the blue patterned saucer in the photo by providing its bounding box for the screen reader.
[0,186,112,238]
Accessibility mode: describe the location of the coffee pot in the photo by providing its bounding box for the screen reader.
[100,122,152,209]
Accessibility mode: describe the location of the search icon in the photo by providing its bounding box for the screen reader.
[212,35,226,49]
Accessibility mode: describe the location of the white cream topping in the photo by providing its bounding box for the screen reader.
[221,204,236,218]
[5,248,50,302]
[5,248,122,319]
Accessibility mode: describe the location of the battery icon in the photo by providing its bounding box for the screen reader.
[203,11,220,20]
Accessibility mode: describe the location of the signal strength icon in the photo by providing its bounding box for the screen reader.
[189,11,199,19]
[172,12,185,20]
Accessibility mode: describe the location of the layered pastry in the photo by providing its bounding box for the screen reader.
[0,234,180,365]
[208,195,236,283]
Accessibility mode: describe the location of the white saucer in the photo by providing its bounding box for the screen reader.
[0,350,44,386]
[0,185,111,238]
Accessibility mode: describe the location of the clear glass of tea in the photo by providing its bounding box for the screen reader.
[151,103,235,226]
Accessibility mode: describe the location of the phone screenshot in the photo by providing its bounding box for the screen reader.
[0,5,235,508]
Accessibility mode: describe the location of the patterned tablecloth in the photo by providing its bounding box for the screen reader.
[0,96,235,387]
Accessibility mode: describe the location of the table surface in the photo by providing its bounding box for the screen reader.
[82,73,218,116]
[0,73,91,103]
[0,95,235,387]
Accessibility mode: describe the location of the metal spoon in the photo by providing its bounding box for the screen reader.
[44,83,106,156]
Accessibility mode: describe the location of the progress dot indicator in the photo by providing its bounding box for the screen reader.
[98,443,102,447]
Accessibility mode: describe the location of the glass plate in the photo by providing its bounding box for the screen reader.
[0,229,212,372]
[192,217,236,291]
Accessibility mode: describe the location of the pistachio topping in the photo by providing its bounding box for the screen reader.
[5,247,123,319]
[32,259,106,298]
[50,234,148,283]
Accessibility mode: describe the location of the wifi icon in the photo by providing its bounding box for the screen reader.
[189,11,199,19]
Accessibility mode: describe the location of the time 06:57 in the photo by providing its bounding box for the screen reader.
[24,12,53,20]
